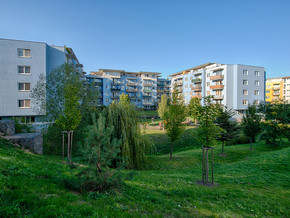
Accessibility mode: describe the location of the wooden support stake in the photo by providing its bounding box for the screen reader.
[211,148,214,185]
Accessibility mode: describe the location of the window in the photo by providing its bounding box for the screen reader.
[185,78,188,81]
[185,84,188,88]
[184,92,188,96]
[266,90,270,93]
[207,91,210,95]
[266,85,271,89]
[243,70,248,75]
[207,82,210,86]
[18,66,31,75]
[242,100,248,105]
[18,99,31,108]
[190,76,193,80]
[243,80,248,85]
[105,99,109,103]
[18,49,31,58]
[207,73,210,78]
[255,80,260,86]
[254,100,259,105]
[243,90,248,95]
[255,71,260,76]
[18,83,31,91]
[190,92,193,95]
[254,90,259,95]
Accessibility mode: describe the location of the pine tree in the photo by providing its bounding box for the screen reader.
[80,113,122,191]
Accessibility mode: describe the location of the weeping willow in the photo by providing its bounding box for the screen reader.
[107,102,152,169]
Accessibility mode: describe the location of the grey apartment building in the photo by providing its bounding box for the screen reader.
[170,63,265,118]
[0,38,82,122]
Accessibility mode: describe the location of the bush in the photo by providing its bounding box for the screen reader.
[227,135,251,145]
[11,118,34,133]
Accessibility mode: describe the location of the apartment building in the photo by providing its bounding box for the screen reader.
[170,63,265,116]
[0,38,82,121]
[266,76,290,103]
[90,69,160,109]
[157,77,171,102]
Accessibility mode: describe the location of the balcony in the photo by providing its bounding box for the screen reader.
[126,88,138,92]
[157,90,165,93]
[157,82,165,86]
[192,78,202,83]
[177,88,183,93]
[111,85,121,91]
[174,82,183,86]
[210,85,224,90]
[213,95,224,100]
[111,96,120,99]
[143,102,153,106]
[143,89,152,93]
[273,93,280,96]
[129,95,138,99]
[127,82,138,86]
[273,87,280,90]
[210,75,224,81]
[143,94,152,98]
[191,86,202,91]
[143,83,153,86]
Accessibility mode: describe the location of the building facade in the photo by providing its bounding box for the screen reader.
[266,76,290,103]
[157,77,171,102]
[170,63,266,116]
[90,69,160,109]
[0,38,82,121]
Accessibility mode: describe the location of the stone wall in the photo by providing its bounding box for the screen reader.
[0,120,15,136]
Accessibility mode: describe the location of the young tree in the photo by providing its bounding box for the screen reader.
[241,104,262,150]
[215,107,238,155]
[157,94,169,130]
[188,96,221,185]
[80,113,122,191]
[187,96,201,124]
[163,87,187,159]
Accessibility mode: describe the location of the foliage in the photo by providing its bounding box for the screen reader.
[157,95,169,120]
[258,102,290,145]
[0,137,289,217]
[190,96,221,147]
[163,87,187,159]
[215,107,239,153]
[107,102,153,169]
[42,123,63,155]
[10,118,34,133]
[79,113,123,191]
[119,93,130,106]
[241,104,262,150]
[187,96,201,118]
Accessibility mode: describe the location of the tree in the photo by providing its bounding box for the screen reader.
[80,113,122,191]
[119,93,130,106]
[163,87,187,159]
[241,104,262,150]
[188,96,221,185]
[187,97,201,124]
[215,107,238,155]
[157,95,169,130]
[107,101,152,169]
[258,101,290,145]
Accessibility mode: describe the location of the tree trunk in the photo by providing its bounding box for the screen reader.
[62,132,64,162]
[202,148,205,184]
[206,149,209,184]
[170,142,173,159]
[211,148,214,185]
[67,131,70,162]
[70,131,73,164]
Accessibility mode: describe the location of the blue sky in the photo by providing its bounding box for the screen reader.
[1,0,289,78]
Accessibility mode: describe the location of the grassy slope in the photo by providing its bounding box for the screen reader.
[0,138,289,217]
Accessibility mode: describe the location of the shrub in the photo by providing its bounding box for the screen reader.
[11,118,34,133]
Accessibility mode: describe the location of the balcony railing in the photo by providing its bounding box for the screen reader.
[191,86,202,91]
[143,89,152,93]
[192,78,202,83]
[273,87,280,90]
[111,96,120,99]
[213,95,224,100]
[210,85,224,90]
[127,82,138,86]
[143,83,153,86]
[157,90,165,93]
[111,85,121,91]
[126,88,138,92]
[210,75,224,81]
[143,102,153,105]
[143,94,152,98]
[191,95,202,99]
[273,93,280,96]
[157,83,165,86]
[174,82,183,86]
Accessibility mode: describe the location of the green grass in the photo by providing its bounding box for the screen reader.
[137,110,158,118]
[0,137,289,217]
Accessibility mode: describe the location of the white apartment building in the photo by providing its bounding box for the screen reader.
[0,38,82,122]
[283,77,290,103]
[170,63,265,118]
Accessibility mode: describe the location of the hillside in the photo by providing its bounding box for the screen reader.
[0,138,289,217]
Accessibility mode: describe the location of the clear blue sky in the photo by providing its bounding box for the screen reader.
[1,0,289,78]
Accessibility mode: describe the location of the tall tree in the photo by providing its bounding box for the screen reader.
[241,104,262,150]
[163,87,187,159]
[119,93,130,106]
[157,94,169,130]
[187,97,201,124]
[215,107,238,155]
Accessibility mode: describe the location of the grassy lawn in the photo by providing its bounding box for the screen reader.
[0,137,289,217]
